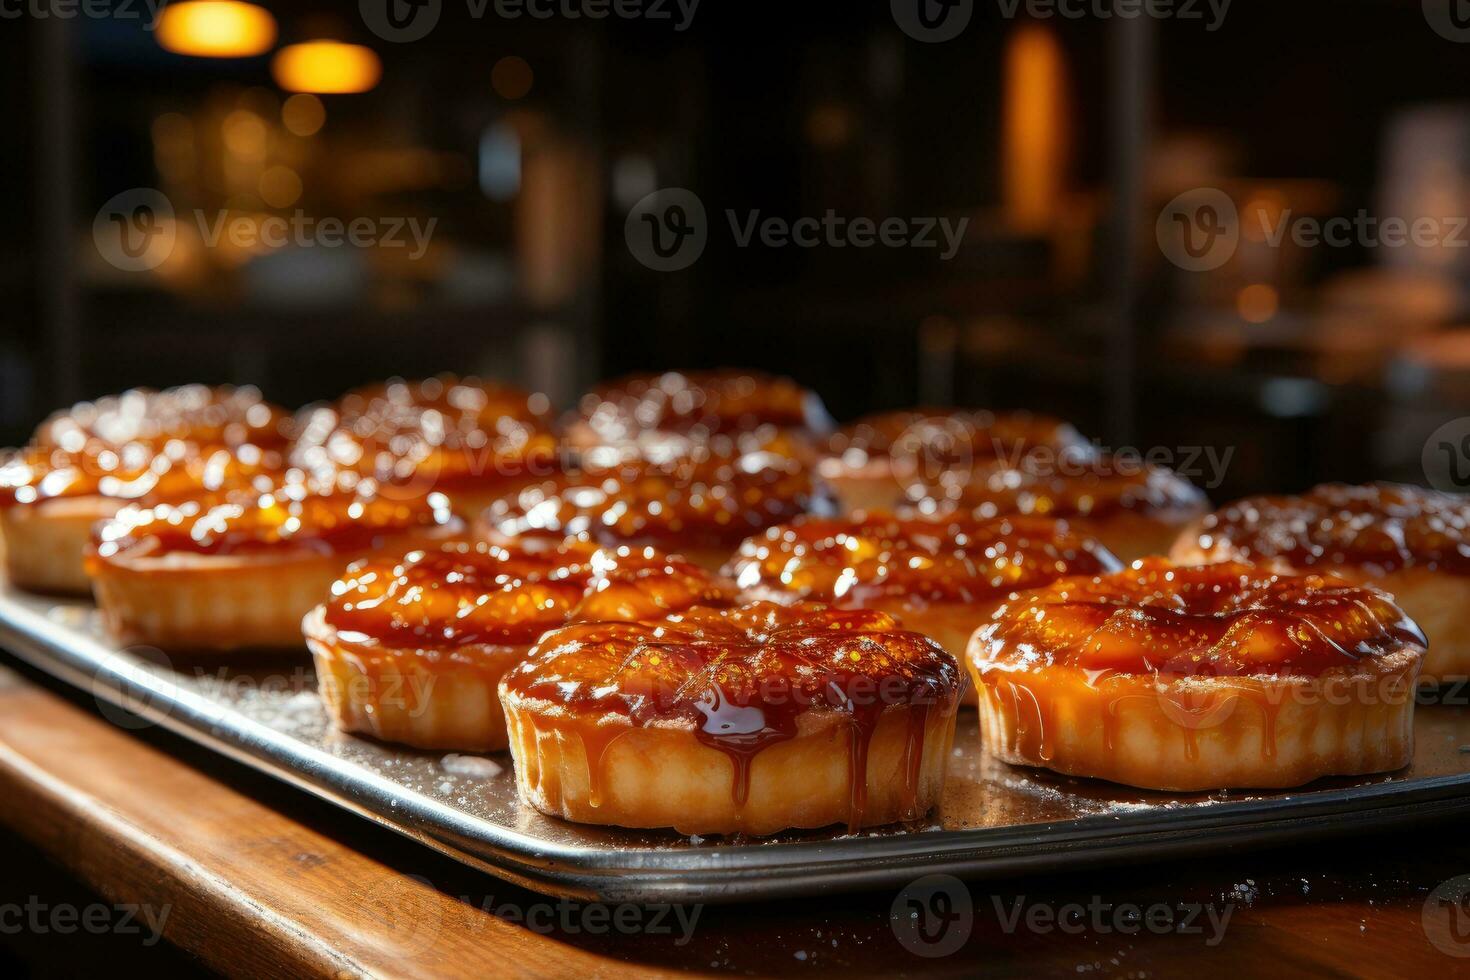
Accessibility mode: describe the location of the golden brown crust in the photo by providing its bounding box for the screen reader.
[502,698,954,835]
[304,541,739,750]
[499,601,961,834]
[972,654,1421,791]
[306,606,524,751]
[968,559,1427,790]
[92,551,385,651]
[0,498,121,595]
[88,477,462,651]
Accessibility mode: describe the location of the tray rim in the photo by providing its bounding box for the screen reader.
[3,590,1469,903]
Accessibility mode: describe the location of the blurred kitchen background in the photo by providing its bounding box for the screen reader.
[4,0,1470,501]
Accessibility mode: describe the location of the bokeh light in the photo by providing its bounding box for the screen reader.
[156,1,277,59]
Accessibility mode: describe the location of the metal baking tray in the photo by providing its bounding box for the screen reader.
[3,584,1470,903]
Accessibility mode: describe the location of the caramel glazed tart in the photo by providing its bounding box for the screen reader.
[724,513,1122,703]
[88,478,462,652]
[482,452,818,574]
[499,601,962,836]
[817,407,1093,515]
[303,540,740,752]
[1,386,290,596]
[289,375,561,520]
[1170,482,1470,684]
[968,559,1427,792]
[903,454,1210,566]
[563,368,835,463]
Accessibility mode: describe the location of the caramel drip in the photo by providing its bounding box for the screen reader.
[502,602,961,827]
[577,726,628,809]
[844,703,886,832]
[899,703,931,821]
[1004,680,1054,763]
[691,685,800,810]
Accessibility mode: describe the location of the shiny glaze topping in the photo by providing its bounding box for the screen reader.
[975,559,1425,678]
[727,515,1121,605]
[905,455,1207,520]
[35,385,290,453]
[827,408,1090,463]
[503,601,960,821]
[324,540,737,649]
[487,452,818,551]
[575,369,830,442]
[292,376,559,493]
[1189,482,1470,575]
[0,442,284,508]
[92,475,457,561]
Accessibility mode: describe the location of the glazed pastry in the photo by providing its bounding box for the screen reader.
[905,455,1209,563]
[34,384,290,452]
[565,369,833,463]
[726,514,1120,702]
[820,408,1093,514]
[0,441,283,594]
[304,541,738,751]
[484,452,819,572]
[500,601,962,835]
[2,385,290,594]
[292,375,559,519]
[969,559,1426,791]
[89,475,461,651]
[1171,482,1470,683]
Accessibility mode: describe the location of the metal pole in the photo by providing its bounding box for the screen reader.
[1106,15,1153,446]
[36,15,80,407]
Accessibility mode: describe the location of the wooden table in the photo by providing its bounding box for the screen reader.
[0,659,1464,979]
